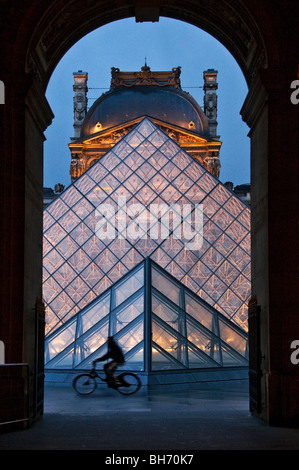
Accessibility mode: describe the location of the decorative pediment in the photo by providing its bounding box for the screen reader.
[81,119,210,147]
[111,64,182,89]
[70,117,222,180]
[82,124,136,145]
[159,125,208,145]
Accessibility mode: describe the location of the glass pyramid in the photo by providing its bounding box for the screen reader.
[43,118,251,347]
[45,258,248,371]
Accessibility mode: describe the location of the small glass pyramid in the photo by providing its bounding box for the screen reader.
[45,259,248,371]
[43,118,251,351]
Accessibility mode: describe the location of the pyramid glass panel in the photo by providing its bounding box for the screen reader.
[80,292,110,334]
[151,346,185,371]
[45,319,77,363]
[152,267,181,306]
[186,318,221,365]
[43,118,251,344]
[152,318,188,368]
[44,259,248,374]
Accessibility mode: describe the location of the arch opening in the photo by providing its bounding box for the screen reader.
[6,0,299,430]
[35,5,264,410]
[41,17,252,391]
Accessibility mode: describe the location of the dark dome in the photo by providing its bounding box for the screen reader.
[80,85,209,138]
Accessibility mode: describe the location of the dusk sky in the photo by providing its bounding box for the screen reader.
[43,17,250,191]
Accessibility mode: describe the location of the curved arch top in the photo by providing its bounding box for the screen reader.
[25,0,270,90]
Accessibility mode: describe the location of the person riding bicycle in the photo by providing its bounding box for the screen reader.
[92,336,125,388]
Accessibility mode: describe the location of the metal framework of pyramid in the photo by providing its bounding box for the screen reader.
[45,258,248,373]
[43,118,251,372]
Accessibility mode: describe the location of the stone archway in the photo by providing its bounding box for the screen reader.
[0,0,298,428]
[26,1,268,88]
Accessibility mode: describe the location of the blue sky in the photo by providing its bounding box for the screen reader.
[44,17,250,191]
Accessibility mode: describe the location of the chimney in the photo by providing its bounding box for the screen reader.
[203,69,219,139]
[73,71,88,138]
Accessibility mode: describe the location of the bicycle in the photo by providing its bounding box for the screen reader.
[72,367,142,396]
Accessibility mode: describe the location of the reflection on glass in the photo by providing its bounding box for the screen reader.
[152,319,187,366]
[218,318,247,357]
[152,267,180,305]
[185,292,214,332]
[117,321,144,356]
[80,292,110,334]
[114,294,144,332]
[74,319,110,367]
[151,346,185,370]
[152,294,181,331]
[46,319,76,361]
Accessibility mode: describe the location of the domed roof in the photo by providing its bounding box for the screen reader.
[80,66,209,138]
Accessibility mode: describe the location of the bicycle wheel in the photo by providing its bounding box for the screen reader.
[73,373,97,395]
[117,372,142,395]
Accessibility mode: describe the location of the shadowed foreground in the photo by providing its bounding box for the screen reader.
[1,383,299,451]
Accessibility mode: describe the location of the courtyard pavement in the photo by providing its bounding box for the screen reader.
[1,382,299,451]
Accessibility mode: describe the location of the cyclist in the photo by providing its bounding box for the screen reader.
[92,336,125,388]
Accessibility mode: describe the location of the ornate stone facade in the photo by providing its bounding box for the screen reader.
[110,63,182,89]
[69,65,222,181]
